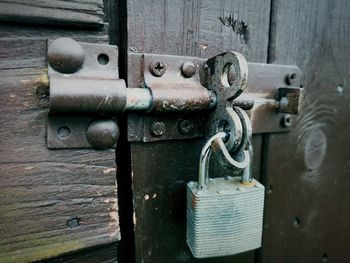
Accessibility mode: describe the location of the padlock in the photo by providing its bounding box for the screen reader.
[186,132,265,258]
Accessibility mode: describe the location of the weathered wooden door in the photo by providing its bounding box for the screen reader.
[1,1,349,263]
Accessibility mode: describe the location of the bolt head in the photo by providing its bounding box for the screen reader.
[150,121,166,137]
[178,119,194,134]
[150,60,166,77]
[86,119,119,149]
[281,114,293,128]
[181,61,196,78]
[286,72,297,85]
[48,37,85,74]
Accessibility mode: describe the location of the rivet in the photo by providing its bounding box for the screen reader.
[86,119,119,150]
[225,175,233,180]
[150,121,166,137]
[67,217,81,228]
[181,61,196,78]
[150,60,166,77]
[217,189,224,194]
[48,37,85,74]
[178,119,194,134]
[237,187,245,191]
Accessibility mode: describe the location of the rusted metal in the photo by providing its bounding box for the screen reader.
[181,61,196,78]
[242,63,302,133]
[127,52,303,142]
[86,119,120,149]
[47,39,121,149]
[142,53,211,113]
[50,78,127,113]
[150,121,166,137]
[149,60,166,77]
[206,51,249,151]
[276,87,302,114]
[47,39,303,146]
[48,38,85,74]
[178,120,194,134]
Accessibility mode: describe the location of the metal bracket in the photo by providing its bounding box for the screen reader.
[127,53,303,142]
[127,53,213,142]
[46,38,303,148]
[47,38,123,149]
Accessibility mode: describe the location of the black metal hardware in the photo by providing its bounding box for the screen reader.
[46,38,303,148]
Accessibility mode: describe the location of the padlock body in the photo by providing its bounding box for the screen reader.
[187,176,265,258]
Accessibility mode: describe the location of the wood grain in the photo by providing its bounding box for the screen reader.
[260,1,350,262]
[0,22,119,262]
[128,0,270,62]
[0,0,105,27]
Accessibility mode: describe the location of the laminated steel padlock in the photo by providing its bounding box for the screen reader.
[186,132,265,258]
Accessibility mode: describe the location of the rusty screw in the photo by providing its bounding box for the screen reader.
[150,121,166,137]
[150,60,166,77]
[286,72,297,85]
[281,114,293,128]
[181,61,196,78]
[178,120,194,134]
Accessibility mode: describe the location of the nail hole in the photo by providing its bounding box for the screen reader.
[336,85,343,95]
[266,185,273,194]
[67,217,81,228]
[293,217,301,227]
[57,127,70,139]
[98,53,109,66]
[321,253,328,262]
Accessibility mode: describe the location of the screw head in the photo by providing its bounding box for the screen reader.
[178,119,194,134]
[286,72,297,85]
[48,37,85,74]
[150,60,166,77]
[86,119,120,149]
[150,121,166,137]
[181,61,196,78]
[281,114,293,128]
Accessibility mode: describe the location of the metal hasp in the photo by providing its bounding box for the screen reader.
[128,52,303,142]
[46,38,303,148]
[47,38,124,149]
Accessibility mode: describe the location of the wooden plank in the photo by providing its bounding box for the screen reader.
[0,23,119,261]
[0,0,104,28]
[41,242,118,263]
[127,1,270,262]
[128,0,270,62]
[0,24,108,70]
[260,1,350,262]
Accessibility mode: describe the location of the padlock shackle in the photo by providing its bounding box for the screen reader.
[198,132,228,190]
